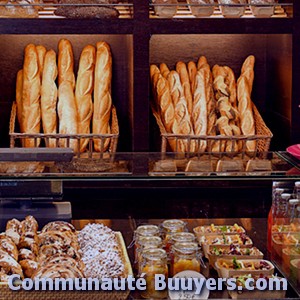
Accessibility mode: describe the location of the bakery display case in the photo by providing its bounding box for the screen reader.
[0,0,299,299]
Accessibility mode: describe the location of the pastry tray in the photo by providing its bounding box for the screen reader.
[0,231,133,300]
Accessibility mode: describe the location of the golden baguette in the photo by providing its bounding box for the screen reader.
[75,45,96,152]
[22,44,41,148]
[93,41,112,152]
[41,49,58,148]
[150,64,160,82]
[16,69,23,132]
[241,55,255,94]
[176,61,193,116]
[36,45,46,81]
[168,70,195,152]
[197,56,208,70]
[224,66,237,109]
[193,69,207,152]
[187,61,197,95]
[160,63,170,79]
[58,39,75,90]
[57,81,78,151]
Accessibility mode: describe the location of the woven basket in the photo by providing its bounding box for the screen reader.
[9,102,119,158]
[0,232,132,300]
[152,102,273,158]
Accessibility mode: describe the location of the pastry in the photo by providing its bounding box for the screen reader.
[0,249,24,282]
[18,248,36,261]
[0,235,18,261]
[93,41,112,152]
[75,45,96,152]
[20,215,38,236]
[19,259,39,278]
[41,49,58,148]
[41,221,76,233]
[38,244,81,262]
[6,218,21,245]
[18,236,39,256]
[38,230,79,250]
[41,253,84,272]
[22,43,41,147]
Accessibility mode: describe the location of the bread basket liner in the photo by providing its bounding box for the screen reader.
[152,101,273,156]
[9,101,119,155]
[0,231,133,300]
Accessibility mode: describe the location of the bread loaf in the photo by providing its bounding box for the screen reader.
[57,81,78,151]
[224,66,237,109]
[193,69,207,152]
[197,56,208,70]
[241,55,255,94]
[36,45,46,81]
[176,61,193,116]
[93,41,112,152]
[75,45,96,152]
[22,44,41,147]
[41,49,58,148]
[150,64,160,81]
[187,61,197,95]
[168,70,194,152]
[58,39,75,89]
[237,76,255,152]
[160,63,170,79]
[16,69,23,132]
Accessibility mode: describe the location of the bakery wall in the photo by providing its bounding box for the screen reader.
[149,34,292,151]
[0,34,133,151]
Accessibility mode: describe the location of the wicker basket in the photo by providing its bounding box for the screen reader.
[9,102,119,159]
[0,232,132,300]
[152,102,273,159]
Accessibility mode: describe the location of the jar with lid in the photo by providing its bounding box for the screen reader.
[135,236,163,272]
[168,232,196,259]
[140,248,168,299]
[161,219,187,251]
[171,242,201,276]
[131,225,160,260]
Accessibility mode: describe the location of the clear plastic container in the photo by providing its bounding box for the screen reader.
[152,0,178,18]
[140,248,168,299]
[187,0,215,17]
[218,0,246,18]
[249,0,276,18]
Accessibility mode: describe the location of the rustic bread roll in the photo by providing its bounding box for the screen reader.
[58,38,75,89]
[93,41,112,152]
[22,43,41,147]
[57,81,78,151]
[167,70,195,152]
[16,69,23,132]
[187,61,197,95]
[237,76,255,152]
[36,45,46,81]
[41,49,58,148]
[75,45,96,152]
[176,61,193,116]
[193,69,207,152]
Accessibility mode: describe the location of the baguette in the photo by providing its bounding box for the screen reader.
[197,56,208,70]
[168,70,194,152]
[16,69,23,132]
[241,55,255,94]
[58,39,75,89]
[176,61,193,116]
[57,81,78,151]
[93,41,112,152]
[187,61,197,95]
[237,76,255,152]
[75,45,96,152]
[36,45,47,81]
[22,44,41,147]
[160,63,170,79]
[150,64,160,82]
[41,49,58,148]
[193,69,207,152]
[224,66,237,109]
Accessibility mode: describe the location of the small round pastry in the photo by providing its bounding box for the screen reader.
[5,218,21,245]
[18,248,36,261]
[19,259,39,278]
[18,236,39,256]
[32,263,84,279]
[21,215,38,236]
[0,235,18,261]
[38,231,79,250]
[0,249,24,280]
[41,221,76,233]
